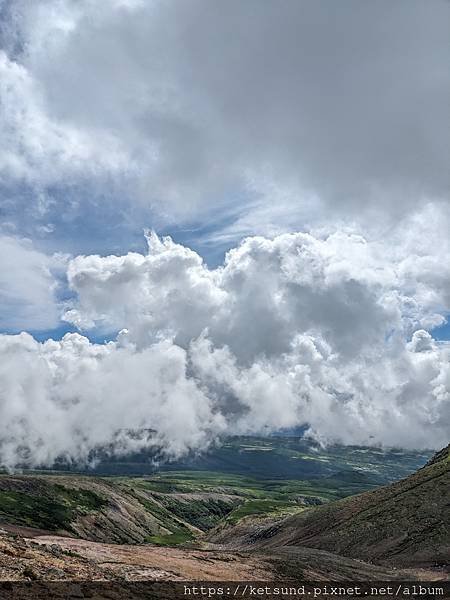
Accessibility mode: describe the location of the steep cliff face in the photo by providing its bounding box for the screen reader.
[208,444,450,569]
[424,444,450,468]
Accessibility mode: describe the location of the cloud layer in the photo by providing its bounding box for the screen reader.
[1,0,449,239]
[1,209,449,467]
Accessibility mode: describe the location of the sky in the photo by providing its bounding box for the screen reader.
[0,0,449,467]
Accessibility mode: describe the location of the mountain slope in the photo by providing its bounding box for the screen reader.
[0,475,239,544]
[209,444,450,569]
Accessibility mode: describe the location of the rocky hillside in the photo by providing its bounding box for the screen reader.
[0,474,240,545]
[209,444,450,569]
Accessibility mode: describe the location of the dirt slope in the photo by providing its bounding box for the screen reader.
[0,527,114,580]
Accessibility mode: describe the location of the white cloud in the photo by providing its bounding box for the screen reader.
[0,212,449,467]
[0,48,130,190]
[0,332,226,468]
[64,208,450,360]
[0,235,62,331]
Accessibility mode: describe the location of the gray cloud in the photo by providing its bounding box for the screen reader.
[1,0,448,233]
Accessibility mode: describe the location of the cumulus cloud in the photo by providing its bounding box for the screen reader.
[1,0,449,234]
[0,332,226,468]
[0,212,449,467]
[65,208,450,358]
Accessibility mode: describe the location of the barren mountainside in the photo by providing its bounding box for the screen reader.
[209,444,450,569]
[0,442,447,582]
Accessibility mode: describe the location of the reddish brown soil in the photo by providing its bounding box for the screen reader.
[31,535,275,581]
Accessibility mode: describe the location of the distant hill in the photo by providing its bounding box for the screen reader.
[209,444,450,569]
[45,436,433,485]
